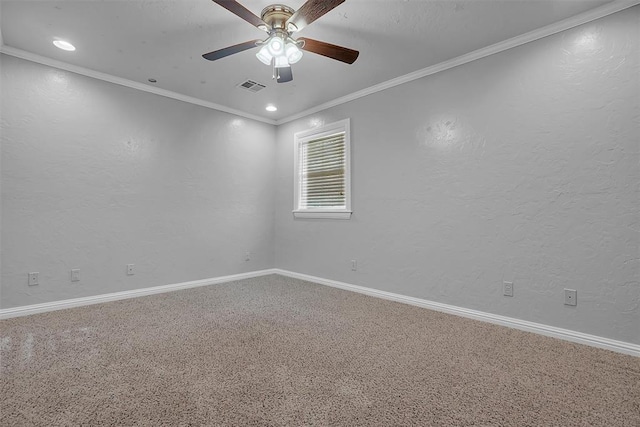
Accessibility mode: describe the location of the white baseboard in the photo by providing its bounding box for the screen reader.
[273,269,640,357]
[0,269,278,320]
[2,268,637,357]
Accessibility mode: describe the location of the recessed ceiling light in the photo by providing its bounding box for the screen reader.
[148,78,157,83]
[265,105,277,112]
[53,40,75,51]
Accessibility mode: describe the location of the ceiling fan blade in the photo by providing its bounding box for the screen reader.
[212,0,268,30]
[298,38,359,64]
[286,0,345,32]
[276,67,293,83]
[202,39,261,61]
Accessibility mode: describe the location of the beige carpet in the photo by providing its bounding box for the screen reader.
[1,274,638,426]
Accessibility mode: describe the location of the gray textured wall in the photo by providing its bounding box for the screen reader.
[1,55,276,308]
[1,7,638,345]
[274,8,640,343]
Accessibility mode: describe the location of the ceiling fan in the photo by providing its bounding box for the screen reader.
[202,0,359,83]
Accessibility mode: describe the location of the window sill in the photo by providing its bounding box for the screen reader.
[292,210,352,220]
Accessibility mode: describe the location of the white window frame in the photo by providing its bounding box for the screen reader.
[293,118,352,220]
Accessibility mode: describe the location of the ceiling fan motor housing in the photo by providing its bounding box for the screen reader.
[260,4,295,31]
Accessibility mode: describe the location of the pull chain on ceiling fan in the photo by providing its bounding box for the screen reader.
[202,0,359,83]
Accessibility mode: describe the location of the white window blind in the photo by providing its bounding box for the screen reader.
[293,118,351,219]
[299,131,346,209]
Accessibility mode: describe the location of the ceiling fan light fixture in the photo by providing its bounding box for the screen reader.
[266,35,284,56]
[285,42,303,64]
[256,45,273,65]
[274,55,290,68]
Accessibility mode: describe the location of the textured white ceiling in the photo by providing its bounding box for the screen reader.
[0,0,613,120]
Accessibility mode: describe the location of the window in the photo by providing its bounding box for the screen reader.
[293,119,351,219]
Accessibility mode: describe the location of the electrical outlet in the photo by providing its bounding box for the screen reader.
[503,281,514,297]
[126,264,135,276]
[71,269,80,282]
[28,272,39,286]
[351,260,357,271]
[245,251,251,262]
[564,289,577,306]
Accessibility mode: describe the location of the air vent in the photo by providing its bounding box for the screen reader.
[237,79,267,93]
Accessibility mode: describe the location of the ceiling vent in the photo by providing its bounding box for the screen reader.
[237,79,267,93]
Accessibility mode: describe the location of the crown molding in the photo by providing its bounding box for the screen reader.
[0,45,277,126]
[276,0,640,125]
[0,1,637,127]
[0,6,4,47]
